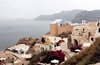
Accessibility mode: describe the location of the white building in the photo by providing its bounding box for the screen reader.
[8,44,30,54]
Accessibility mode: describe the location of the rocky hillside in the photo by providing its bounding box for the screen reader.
[73,10,100,23]
[34,10,100,23]
[62,37,100,65]
[34,10,82,21]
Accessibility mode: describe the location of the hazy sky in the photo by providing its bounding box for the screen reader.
[0,0,100,19]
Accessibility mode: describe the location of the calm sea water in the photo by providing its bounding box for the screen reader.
[0,20,51,50]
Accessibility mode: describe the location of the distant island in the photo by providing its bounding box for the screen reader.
[34,9,100,23]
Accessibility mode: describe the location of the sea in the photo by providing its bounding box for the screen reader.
[0,19,51,50]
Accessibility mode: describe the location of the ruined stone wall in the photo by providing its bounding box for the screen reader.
[58,24,73,34]
[50,23,58,35]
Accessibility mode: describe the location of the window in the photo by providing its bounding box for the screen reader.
[83,29,85,31]
[74,39,78,46]
[60,24,62,26]
[91,38,94,41]
[98,28,100,33]
[79,33,82,36]
[97,22,100,26]
[41,47,44,51]
[88,32,91,37]
[22,64,24,65]
[50,45,52,50]
[75,29,79,31]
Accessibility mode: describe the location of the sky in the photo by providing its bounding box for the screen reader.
[0,0,100,19]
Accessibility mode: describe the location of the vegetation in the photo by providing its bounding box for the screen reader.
[29,51,50,65]
[41,50,65,63]
[29,50,65,65]
[62,37,100,65]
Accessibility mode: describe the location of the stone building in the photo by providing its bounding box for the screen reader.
[33,43,54,54]
[50,20,73,36]
[71,21,100,44]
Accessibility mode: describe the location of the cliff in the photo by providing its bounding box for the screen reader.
[34,10,100,23]
[34,10,82,21]
[73,10,100,23]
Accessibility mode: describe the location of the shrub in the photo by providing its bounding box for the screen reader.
[62,37,100,65]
